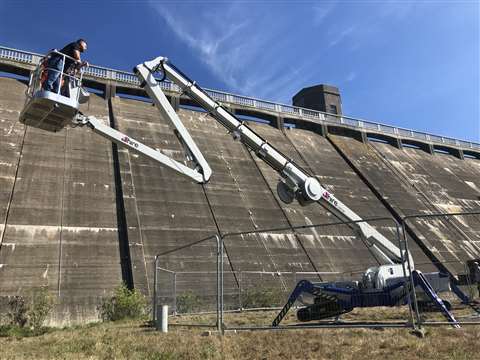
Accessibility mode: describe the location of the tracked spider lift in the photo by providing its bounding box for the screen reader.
[20,53,464,327]
[135,57,462,327]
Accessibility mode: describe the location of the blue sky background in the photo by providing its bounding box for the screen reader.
[0,0,478,142]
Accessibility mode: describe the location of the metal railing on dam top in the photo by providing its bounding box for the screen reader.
[1,45,479,151]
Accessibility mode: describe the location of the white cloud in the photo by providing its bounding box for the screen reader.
[324,1,418,51]
[150,2,272,91]
[312,2,336,26]
[154,4,250,90]
[146,2,365,105]
[378,0,415,20]
[346,71,357,82]
[328,25,356,48]
[148,1,324,104]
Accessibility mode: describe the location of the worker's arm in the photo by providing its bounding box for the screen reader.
[73,49,81,61]
[72,49,89,68]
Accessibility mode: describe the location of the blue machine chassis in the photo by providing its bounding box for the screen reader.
[272,270,459,328]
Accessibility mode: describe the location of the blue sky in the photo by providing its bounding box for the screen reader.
[0,0,479,142]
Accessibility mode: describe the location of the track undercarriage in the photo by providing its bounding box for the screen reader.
[273,270,460,327]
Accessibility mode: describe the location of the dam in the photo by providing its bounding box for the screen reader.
[0,46,479,324]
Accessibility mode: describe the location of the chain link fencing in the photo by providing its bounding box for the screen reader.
[220,217,415,331]
[152,234,222,331]
[401,211,480,328]
[151,211,480,333]
[153,217,422,332]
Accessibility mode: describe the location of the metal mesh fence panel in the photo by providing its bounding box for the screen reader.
[152,235,221,330]
[221,218,414,330]
[402,212,480,327]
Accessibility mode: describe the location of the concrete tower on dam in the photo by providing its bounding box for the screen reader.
[0,47,480,325]
[292,84,342,115]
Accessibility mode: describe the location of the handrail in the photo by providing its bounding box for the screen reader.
[48,49,78,62]
[0,45,479,151]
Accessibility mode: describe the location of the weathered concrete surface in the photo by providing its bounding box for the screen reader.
[0,79,64,295]
[285,128,434,271]
[0,79,26,249]
[371,142,480,266]
[179,110,317,281]
[248,124,431,274]
[1,74,478,323]
[0,78,121,325]
[55,94,121,324]
[111,98,219,296]
[0,79,35,291]
[247,123,368,274]
[329,134,480,276]
[111,99,315,297]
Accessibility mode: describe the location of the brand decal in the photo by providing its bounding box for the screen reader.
[322,191,338,207]
[121,136,139,148]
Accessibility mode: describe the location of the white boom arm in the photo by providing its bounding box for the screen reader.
[73,61,212,184]
[135,56,411,267]
[75,115,209,183]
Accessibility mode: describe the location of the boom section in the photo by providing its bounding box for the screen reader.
[134,61,212,183]
[75,115,207,183]
[136,57,322,203]
[135,57,409,266]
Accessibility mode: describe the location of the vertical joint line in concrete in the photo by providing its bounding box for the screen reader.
[57,130,68,297]
[369,141,479,252]
[221,154,285,289]
[242,137,323,281]
[108,98,134,290]
[126,146,151,295]
[283,132,348,279]
[110,97,150,294]
[326,135,453,276]
[200,183,240,287]
[0,125,28,251]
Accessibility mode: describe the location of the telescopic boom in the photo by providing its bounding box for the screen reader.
[135,57,411,266]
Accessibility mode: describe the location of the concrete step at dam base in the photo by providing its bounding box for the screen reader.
[0,75,479,325]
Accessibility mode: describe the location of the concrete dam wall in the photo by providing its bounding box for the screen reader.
[0,76,479,324]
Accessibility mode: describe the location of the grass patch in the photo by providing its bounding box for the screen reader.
[176,291,204,314]
[99,284,147,321]
[241,287,285,309]
[1,287,54,337]
[0,310,479,359]
[0,324,51,338]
